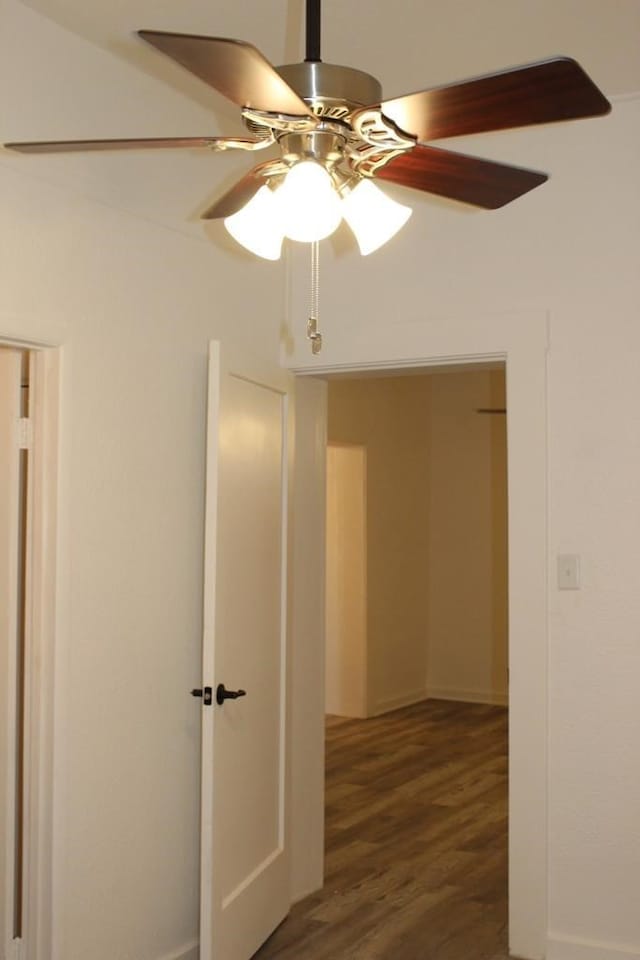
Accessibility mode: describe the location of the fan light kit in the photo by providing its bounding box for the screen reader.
[5,0,611,344]
[224,155,411,258]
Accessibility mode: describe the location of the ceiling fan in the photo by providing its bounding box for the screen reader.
[5,0,611,258]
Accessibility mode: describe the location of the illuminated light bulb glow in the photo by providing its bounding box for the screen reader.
[224,185,284,260]
[342,178,412,255]
[277,161,343,242]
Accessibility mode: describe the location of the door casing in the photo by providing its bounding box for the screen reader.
[0,338,61,960]
[288,307,549,960]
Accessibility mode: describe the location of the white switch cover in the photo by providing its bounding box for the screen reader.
[557,554,580,590]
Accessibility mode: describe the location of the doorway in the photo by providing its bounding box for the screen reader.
[325,366,508,717]
[287,306,548,960]
[322,365,509,956]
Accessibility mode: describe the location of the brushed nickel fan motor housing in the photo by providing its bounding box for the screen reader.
[275,62,383,121]
[278,129,346,166]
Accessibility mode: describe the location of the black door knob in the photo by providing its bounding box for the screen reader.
[216,683,247,706]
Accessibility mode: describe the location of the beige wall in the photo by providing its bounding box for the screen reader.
[327,376,432,715]
[326,369,508,715]
[325,443,367,717]
[289,377,327,901]
[427,368,508,704]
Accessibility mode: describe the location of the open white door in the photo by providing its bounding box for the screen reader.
[199,341,291,960]
[0,349,22,960]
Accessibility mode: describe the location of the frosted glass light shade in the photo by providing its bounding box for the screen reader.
[342,179,412,255]
[278,161,343,242]
[224,185,284,260]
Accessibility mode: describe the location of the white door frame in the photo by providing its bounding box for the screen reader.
[288,307,549,960]
[0,337,61,960]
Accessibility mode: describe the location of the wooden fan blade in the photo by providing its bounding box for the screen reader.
[4,136,237,154]
[379,57,611,142]
[139,31,314,118]
[373,144,547,209]
[201,160,281,219]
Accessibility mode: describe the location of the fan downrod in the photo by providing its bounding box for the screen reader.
[306,0,321,62]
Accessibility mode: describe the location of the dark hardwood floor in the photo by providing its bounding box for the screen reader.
[254,699,508,960]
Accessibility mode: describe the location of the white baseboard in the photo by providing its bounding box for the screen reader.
[547,934,640,960]
[426,686,508,707]
[158,941,199,960]
[370,687,509,715]
[371,688,429,715]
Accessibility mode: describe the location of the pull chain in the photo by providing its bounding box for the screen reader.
[307,241,322,354]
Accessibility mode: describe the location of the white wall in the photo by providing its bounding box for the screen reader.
[0,7,285,960]
[287,96,640,958]
[427,368,508,705]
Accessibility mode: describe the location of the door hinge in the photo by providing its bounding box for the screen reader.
[17,417,33,450]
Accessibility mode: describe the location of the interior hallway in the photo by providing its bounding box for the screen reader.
[253,699,508,960]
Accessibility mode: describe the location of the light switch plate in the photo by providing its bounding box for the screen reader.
[557,554,580,590]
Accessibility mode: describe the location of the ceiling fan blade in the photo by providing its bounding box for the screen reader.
[379,57,611,142]
[201,160,283,219]
[373,144,547,209]
[138,31,315,118]
[4,136,243,154]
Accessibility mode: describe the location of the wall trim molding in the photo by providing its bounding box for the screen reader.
[158,941,199,960]
[547,934,640,960]
[371,688,430,716]
[372,687,510,717]
[427,687,508,707]
[0,343,62,960]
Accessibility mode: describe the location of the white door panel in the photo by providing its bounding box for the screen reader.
[200,343,290,960]
[0,349,22,960]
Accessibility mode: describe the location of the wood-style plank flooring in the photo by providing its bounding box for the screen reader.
[254,699,508,960]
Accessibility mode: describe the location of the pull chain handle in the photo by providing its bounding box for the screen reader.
[307,241,323,354]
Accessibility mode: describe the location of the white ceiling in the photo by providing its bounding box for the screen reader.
[18,0,640,97]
